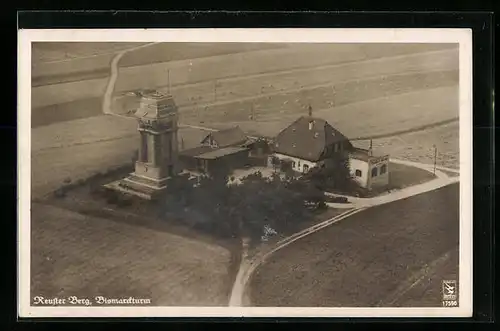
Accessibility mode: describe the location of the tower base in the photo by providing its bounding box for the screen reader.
[103,172,170,200]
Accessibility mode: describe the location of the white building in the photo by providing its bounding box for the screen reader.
[349,148,390,190]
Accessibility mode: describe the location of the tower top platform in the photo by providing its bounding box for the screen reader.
[134,90,178,121]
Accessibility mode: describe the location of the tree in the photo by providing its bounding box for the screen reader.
[280,159,294,177]
[158,160,328,241]
[270,155,280,172]
[304,152,359,193]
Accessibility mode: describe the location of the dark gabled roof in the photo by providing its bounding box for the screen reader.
[201,126,248,148]
[273,116,351,162]
[194,146,249,160]
[179,146,213,157]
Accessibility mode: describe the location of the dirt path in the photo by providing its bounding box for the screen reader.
[228,158,460,307]
[102,43,157,115]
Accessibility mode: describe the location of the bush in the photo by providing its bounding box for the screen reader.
[90,186,107,197]
[53,188,67,198]
[156,165,329,240]
[103,190,119,205]
[116,197,132,207]
[76,178,86,186]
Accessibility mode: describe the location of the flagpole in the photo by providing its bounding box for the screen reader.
[433,145,437,175]
[167,69,171,94]
[214,80,217,102]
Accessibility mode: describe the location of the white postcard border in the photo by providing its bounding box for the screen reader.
[18,28,473,318]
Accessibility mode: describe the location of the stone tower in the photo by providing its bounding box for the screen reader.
[133,90,180,185]
[105,91,180,200]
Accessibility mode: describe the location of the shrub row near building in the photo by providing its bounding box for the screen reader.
[52,161,135,199]
[158,168,328,241]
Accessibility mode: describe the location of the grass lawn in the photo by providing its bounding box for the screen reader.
[249,183,459,307]
[30,203,233,306]
[387,162,437,190]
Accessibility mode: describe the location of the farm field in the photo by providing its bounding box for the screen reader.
[31,203,232,306]
[31,42,284,85]
[114,51,457,111]
[32,43,457,122]
[114,44,457,94]
[31,43,147,86]
[119,42,287,67]
[364,120,460,169]
[32,42,147,64]
[196,85,458,143]
[249,184,459,307]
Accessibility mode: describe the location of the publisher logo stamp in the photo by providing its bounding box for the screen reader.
[442,280,458,307]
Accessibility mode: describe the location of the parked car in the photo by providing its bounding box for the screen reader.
[326,195,349,203]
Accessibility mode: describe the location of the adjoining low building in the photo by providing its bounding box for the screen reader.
[179,126,254,175]
[349,147,390,190]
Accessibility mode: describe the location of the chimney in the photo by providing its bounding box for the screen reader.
[308,105,314,130]
[369,139,373,156]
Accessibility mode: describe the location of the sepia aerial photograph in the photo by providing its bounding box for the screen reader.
[20,30,471,317]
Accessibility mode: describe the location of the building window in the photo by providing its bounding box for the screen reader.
[334,143,339,153]
[380,164,387,174]
[292,161,296,169]
[355,169,362,177]
[298,161,301,168]
[371,167,378,177]
[303,164,309,173]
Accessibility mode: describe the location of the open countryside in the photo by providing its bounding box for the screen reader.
[29,42,460,308]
